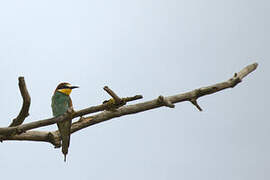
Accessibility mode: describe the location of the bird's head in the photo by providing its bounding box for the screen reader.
[55,82,79,96]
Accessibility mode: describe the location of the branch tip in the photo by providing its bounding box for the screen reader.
[122,95,143,102]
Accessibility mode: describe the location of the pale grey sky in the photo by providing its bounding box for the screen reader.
[0,0,269,179]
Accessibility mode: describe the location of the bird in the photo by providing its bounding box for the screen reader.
[51,82,79,162]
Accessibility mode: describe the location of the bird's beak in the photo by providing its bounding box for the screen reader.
[70,86,79,89]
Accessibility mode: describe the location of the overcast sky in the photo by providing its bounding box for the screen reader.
[0,0,269,179]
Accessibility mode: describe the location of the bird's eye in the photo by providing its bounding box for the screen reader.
[63,85,70,89]
[58,85,70,89]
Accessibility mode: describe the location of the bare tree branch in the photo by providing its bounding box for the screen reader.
[0,94,142,137]
[10,77,31,127]
[74,94,142,117]
[0,63,258,147]
[0,130,60,147]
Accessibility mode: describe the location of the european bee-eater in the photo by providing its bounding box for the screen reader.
[51,82,79,162]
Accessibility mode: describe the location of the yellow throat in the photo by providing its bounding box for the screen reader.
[57,88,72,95]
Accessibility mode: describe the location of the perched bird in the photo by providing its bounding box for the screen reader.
[51,82,79,162]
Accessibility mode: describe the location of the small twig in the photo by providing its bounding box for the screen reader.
[103,86,122,104]
[9,77,31,127]
[190,98,203,111]
[122,95,143,102]
[103,86,142,110]
[188,89,203,111]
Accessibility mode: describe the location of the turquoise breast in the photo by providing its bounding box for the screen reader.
[51,91,70,117]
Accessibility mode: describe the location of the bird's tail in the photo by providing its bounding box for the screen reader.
[61,133,70,162]
[57,121,71,162]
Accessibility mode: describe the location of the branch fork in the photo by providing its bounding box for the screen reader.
[102,86,142,110]
[190,98,203,111]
